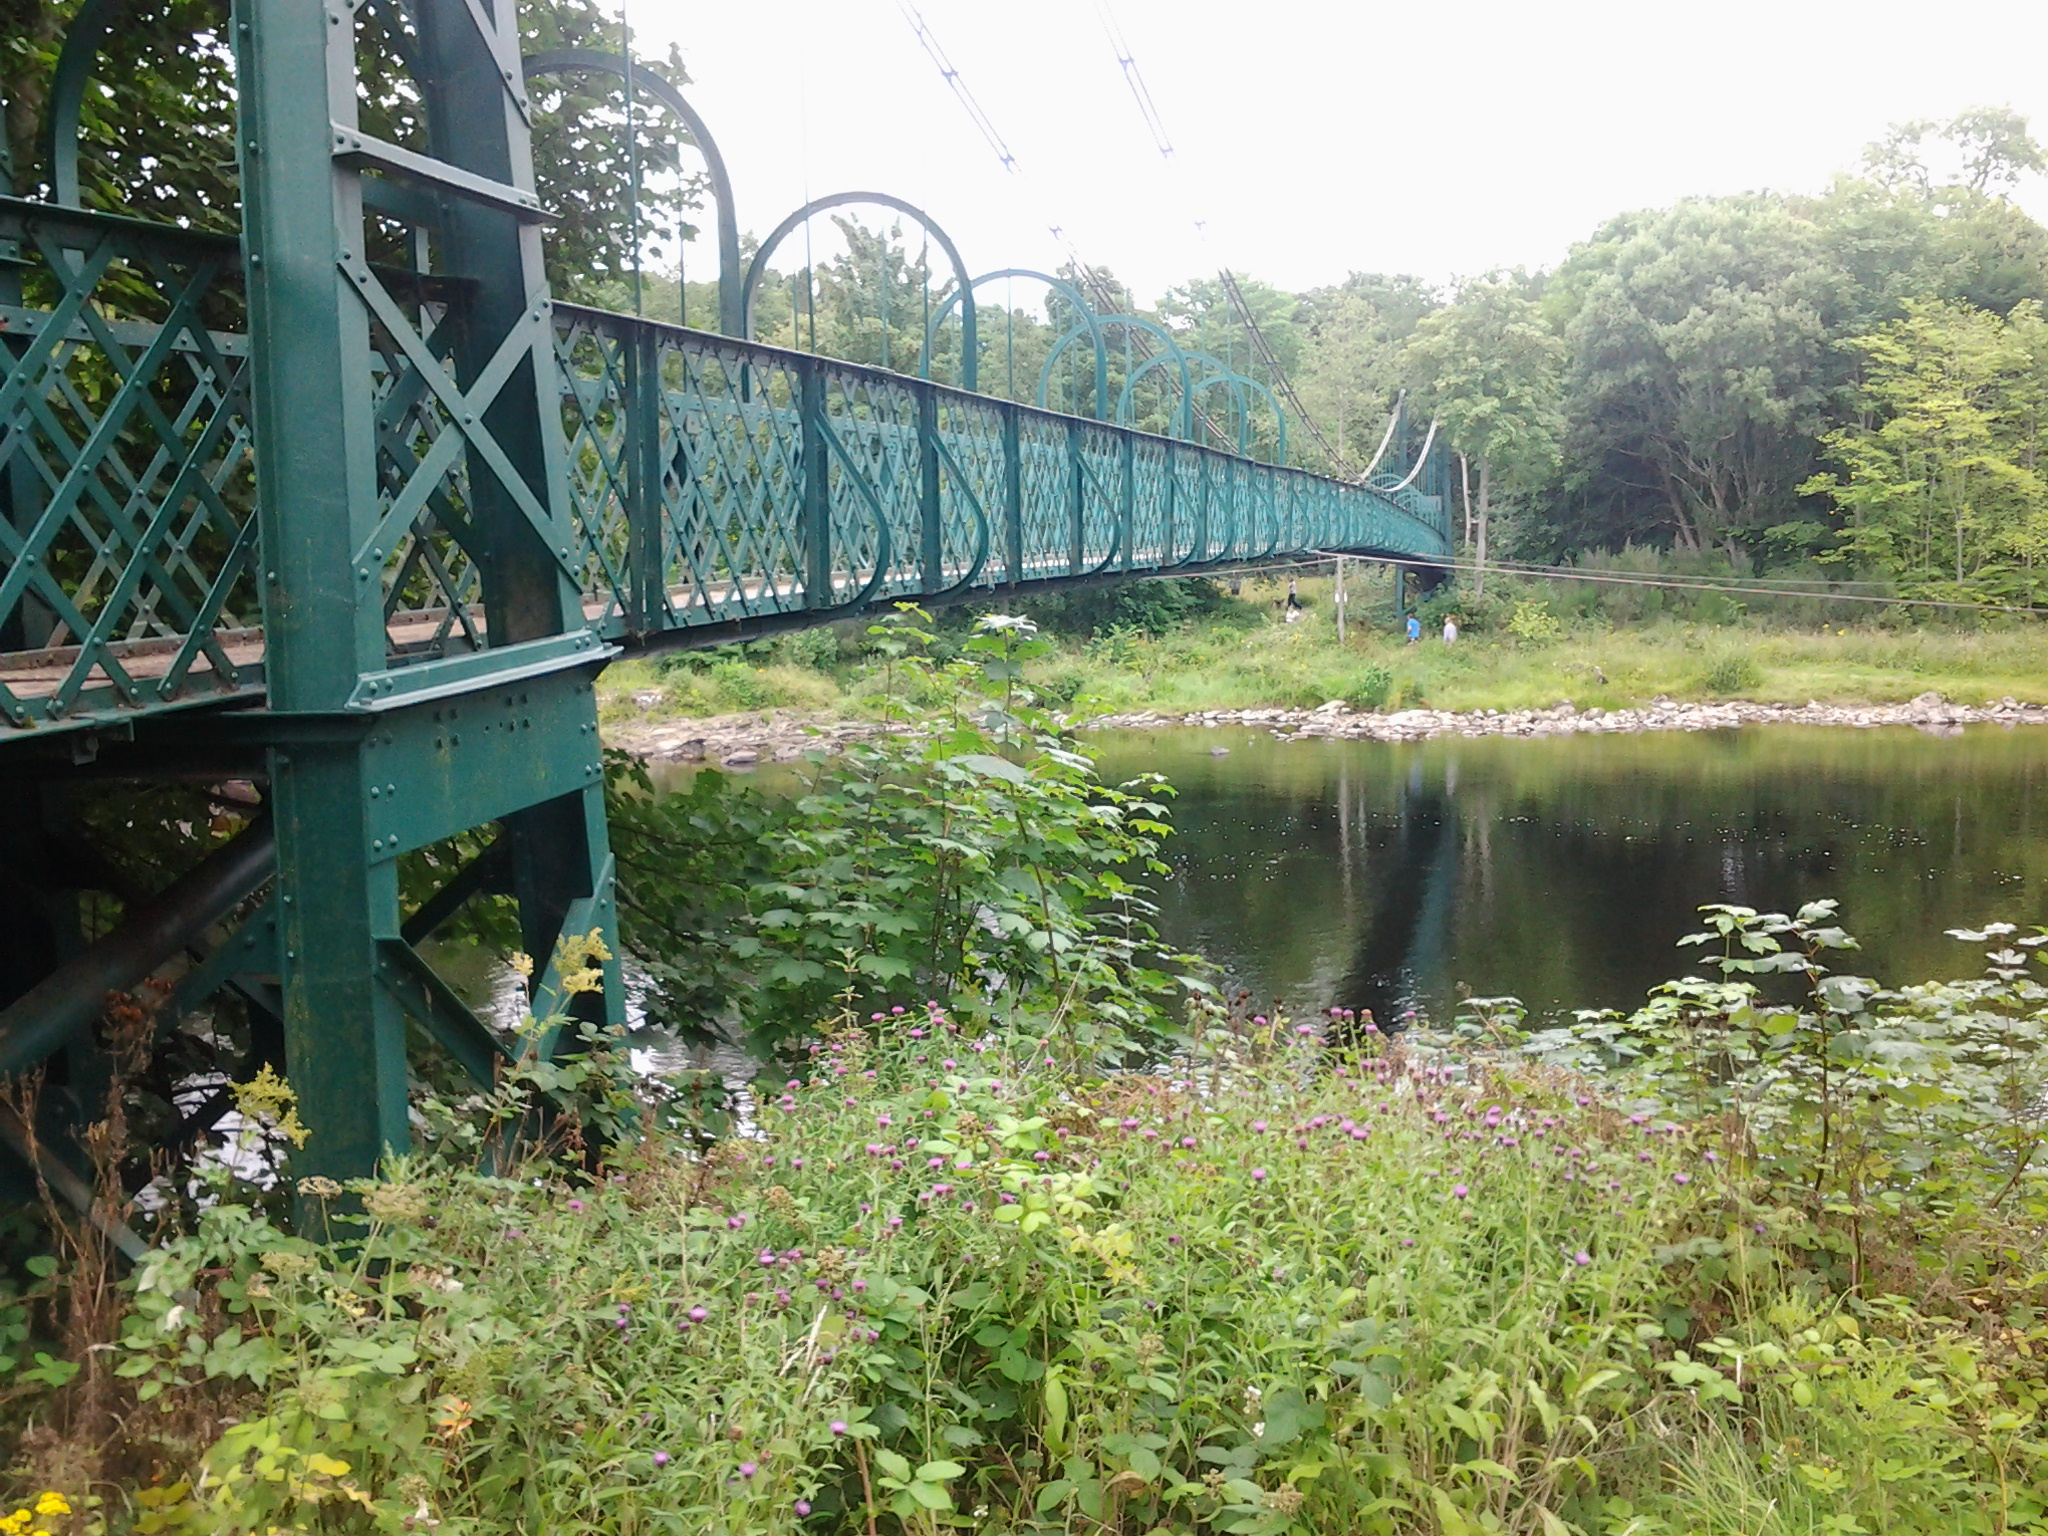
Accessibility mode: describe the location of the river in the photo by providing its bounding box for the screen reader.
[1081,723,2048,1025]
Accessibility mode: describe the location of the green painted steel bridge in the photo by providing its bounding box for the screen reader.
[0,0,1451,1191]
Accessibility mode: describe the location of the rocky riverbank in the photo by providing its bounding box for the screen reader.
[1090,691,2048,743]
[604,710,891,767]
[606,690,2048,766]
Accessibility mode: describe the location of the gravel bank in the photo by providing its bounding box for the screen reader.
[606,691,2048,766]
[1087,691,2048,743]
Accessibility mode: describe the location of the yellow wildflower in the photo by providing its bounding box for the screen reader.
[33,1494,68,1518]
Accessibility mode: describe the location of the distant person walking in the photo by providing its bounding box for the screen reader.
[1442,615,1459,646]
[1405,613,1421,644]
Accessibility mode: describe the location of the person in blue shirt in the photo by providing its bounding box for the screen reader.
[1405,613,1421,644]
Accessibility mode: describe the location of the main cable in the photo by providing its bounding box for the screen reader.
[1090,0,1347,470]
[889,1,1236,446]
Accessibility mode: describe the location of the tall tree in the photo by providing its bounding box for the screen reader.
[1291,275,1440,473]
[1402,275,1565,592]
[1551,196,1845,554]
[1804,299,2048,598]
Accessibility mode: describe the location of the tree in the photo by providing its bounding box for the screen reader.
[1401,275,1565,593]
[1863,106,2046,198]
[0,0,706,302]
[1291,275,1440,474]
[1803,299,2048,599]
[1551,196,1845,554]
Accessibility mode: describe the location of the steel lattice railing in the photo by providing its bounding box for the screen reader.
[551,304,1451,642]
[0,201,1450,739]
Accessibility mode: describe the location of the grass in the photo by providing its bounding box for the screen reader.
[597,573,2048,732]
[25,1002,2045,1535]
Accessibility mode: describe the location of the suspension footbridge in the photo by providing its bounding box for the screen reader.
[0,0,1452,1188]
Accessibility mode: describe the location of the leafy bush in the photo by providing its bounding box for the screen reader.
[1697,654,1764,694]
[1516,903,2048,1300]
[1507,599,1563,643]
[613,610,1198,1060]
[1338,661,1394,711]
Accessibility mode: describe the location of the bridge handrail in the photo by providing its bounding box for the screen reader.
[0,193,1448,738]
[550,302,1451,646]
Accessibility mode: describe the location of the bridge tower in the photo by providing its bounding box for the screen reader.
[0,0,622,1188]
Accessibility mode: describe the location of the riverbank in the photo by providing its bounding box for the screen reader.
[599,585,2048,760]
[602,688,2048,765]
[1093,689,2048,743]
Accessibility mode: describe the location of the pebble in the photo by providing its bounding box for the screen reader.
[1085,689,2048,744]
[608,689,2048,765]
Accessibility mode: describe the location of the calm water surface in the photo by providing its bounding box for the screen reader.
[1082,724,2048,1024]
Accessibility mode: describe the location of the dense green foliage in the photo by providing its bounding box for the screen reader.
[609,611,1196,1061]
[5,903,2046,1533]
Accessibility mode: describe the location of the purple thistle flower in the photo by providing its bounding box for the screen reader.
[690,1306,709,1322]
[1574,1250,1592,1266]
[1251,1167,1268,1182]
[830,1420,848,1436]
[795,1500,812,1516]
[1451,1183,1469,1199]
[654,1451,671,1467]
[1252,1120,1268,1133]
[740,1461,758,1478]
[1673,1172,1692,1185]
[567,1198,586,1214]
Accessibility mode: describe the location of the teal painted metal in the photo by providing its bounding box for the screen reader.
[0,0,1450,1199]
[1040,314,1194,435]
[548,304,1444,636]
[740,194,977,389]
[921,270,1107,415]
[38,0,125,208]
[520,49,746,338]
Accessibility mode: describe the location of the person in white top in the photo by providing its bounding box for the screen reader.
[1442,616,1459,645]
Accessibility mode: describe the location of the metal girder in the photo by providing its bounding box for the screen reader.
[0,817,274,1077]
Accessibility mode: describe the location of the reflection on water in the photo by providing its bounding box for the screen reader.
[1084,724,2048,1024]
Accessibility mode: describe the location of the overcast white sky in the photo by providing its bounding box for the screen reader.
[628,0,2048,305]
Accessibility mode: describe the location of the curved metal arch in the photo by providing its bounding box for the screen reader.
[1040,314,1192,435]
[1119,347,1242,446]
[1387,416,1441,492]
[42,0,127,207]
[741,192,976,388]
[924,268,1106,417]
[522,48,745,337]
[1150,350,1288,467]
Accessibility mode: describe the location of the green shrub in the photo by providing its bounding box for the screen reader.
[1506,598,1563,643]
[71,974,2048,1536]
[1339,661,1394,711]
[613,609,1193,1057]
[1697,653,1763,694]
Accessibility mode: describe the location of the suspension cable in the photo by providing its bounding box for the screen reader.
[1090,0,1347,469]
[889,1,1234,446]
